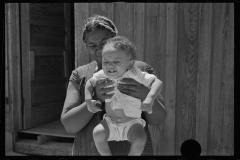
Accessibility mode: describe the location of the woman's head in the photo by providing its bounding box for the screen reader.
[82,15,118,66]
[101,36,136,79]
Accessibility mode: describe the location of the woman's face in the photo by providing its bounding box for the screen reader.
[102,44,132,79]
[85,28,113,67]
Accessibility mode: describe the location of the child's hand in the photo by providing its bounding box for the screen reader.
[141,97,154,114]
[86,100,102,113]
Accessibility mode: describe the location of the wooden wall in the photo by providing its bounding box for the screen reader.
[74,3,234,156]
[5,3,22,132]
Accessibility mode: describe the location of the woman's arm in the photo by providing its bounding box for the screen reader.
[61,81,94,133]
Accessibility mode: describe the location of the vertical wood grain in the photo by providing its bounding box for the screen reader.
[175,3,200,155]
[5,3,11,131]
[7,3,22,130]
[145,3,167,155]
[20,3,31,129]
[161,3,178,155]
[195,3,212,156]
[74,3,89,68]
[29,51,35,81]
[144,3,166,80]
[133,3,145,61]
[73,3,234,156]
[220,3,234,155]
[89,3,114,21]
[114,2,134,42]
[208,3,234,156]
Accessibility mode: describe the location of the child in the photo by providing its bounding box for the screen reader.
[85,36,163,156]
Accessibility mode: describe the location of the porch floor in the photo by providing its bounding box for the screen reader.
[15,120,75,156]
[19,120,75,138]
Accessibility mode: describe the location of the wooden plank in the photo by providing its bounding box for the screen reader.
[7,3,22,131]
[161,3,178,155]
[32,84,66,105]
[89,3,114,20]
[31,46,65,56]
[64,3,74,80]
[195,3,212,156]
[20,120,75,138]
[175,3,200,155]
[34,55,64,77]
[31,102,63,128]
[30,25,65,46]
[208,3,234,156]
[30,3,64,18]
[29,51,35,81]
[144,3,167,155]
[133,3,145,61]
[5,151,27,156]
[220,3,234,156]
[29,3,65,27]
[75,3,89,68]
[5,3,11,132]
[20,3,32,129]
[32,75,67,88]
[37,135,59,144]
[15,140,72,156]
[144,3,166,80]
[114,2,134,42]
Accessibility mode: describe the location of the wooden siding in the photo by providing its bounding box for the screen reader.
[5,3,22,131]
[75,3,234,156]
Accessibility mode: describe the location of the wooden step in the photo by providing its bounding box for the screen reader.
[5,151,27,156]
[15,139,72,156]
[19,120,75,138]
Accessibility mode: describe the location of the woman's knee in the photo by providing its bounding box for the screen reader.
[93,124,107,143]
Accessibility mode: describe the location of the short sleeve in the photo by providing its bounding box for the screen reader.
[134,61,157,76]
[70,69,80,83]
[69,64,89,84]
[140,72,157,87]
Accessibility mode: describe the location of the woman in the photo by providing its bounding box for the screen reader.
[61,15,167,156]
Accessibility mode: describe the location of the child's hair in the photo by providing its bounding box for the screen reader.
[104,36,136,60]
[82,15,118,43]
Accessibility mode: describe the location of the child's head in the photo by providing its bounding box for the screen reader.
[101,36,136,79]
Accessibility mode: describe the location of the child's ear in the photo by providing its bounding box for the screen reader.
[128,60,135,70]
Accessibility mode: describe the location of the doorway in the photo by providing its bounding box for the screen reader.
[19,3,75,139]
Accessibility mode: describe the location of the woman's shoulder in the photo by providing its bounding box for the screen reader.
[134,60,156,75]
[134,60,147,68]
[70,62,93,83]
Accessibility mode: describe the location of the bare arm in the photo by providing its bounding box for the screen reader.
[142,79,163,114]
[85,79,102,113]
[61,81,94,133]
[142,94,167,126]
[146,79,163,100]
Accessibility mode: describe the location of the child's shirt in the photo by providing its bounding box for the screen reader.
[89,65,161,118]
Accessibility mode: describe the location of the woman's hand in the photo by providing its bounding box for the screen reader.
[93,78,115,102]
[117,78,149,101]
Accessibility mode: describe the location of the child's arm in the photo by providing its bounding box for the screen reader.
[85,79,102,113]
[147,79,163,99]
[142,79,163,114]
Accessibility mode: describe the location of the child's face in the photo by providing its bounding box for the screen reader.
[102,44,132,79]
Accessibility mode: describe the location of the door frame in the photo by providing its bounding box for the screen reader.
[20,3,31,129]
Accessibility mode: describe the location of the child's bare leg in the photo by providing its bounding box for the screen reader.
[127,123,147,156]
[93,120,111,156]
